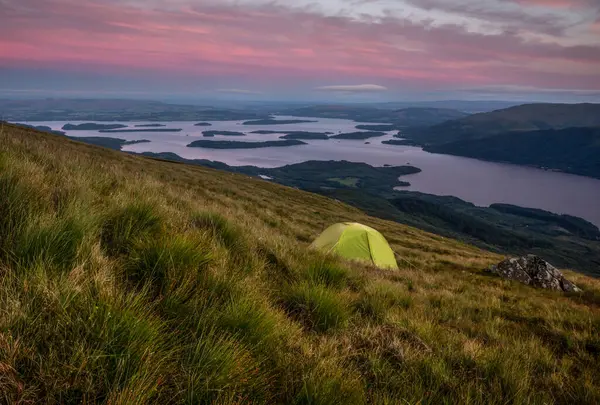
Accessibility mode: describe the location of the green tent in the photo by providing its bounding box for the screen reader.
[310,222,398,270]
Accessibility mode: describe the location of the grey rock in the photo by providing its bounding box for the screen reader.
[487,255,581,292]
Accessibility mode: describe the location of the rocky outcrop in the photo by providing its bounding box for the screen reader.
[487,255,580,292]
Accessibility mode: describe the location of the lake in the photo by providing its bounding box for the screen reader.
[25,117,600,227]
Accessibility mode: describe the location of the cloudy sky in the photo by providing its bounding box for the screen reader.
[1,0,599,101]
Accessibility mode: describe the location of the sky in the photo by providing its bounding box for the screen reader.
[1,0,599,102]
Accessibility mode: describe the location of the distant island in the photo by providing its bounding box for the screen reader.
[134,124,166,127]
[251,130,334,137]
[355,124,396,131]
[187,140,306,149]
[279,132,330,140]
[382,139,419,146]
[250,130,281,134]
[202,130,245,137]
[194,122,212,126]
[98,128,182,133]
[62,123,128,130]
[330,131,386,140]
[242,119,317,125]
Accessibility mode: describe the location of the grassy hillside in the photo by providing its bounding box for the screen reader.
[135,153,600,275]
[1,123,600,404]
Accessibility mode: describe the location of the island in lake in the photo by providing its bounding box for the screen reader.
[134,124,166,127]
[382,139,419,146]
[194,122,212,126]
[242,119,317,125]
[279,132,330,140]
[250,130,281,134]
[187,140,306,149]
[355,124,396,131]
[62,123,128,130]
[98,128,182,133]
[202,130,245,137]
[329,131,386,140]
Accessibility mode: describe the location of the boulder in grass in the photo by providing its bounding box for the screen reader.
[487,255,580,292]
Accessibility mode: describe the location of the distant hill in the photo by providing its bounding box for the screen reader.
[283,105,469,126]
[403,103,600,179]
[369,100,522,113]
[0,98,271,121]
[405,103,600,144]
[426,127,600,179]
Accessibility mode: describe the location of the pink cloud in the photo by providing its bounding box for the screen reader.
[0,0,599,92]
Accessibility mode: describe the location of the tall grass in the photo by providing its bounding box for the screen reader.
[0,172,37,262]
[17,217,85,271]
[280,282,350,333]
[1,124,599,404]
[125,234,212,299]
[101,203,162,256]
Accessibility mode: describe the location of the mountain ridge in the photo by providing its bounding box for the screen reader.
[402,103,600,179]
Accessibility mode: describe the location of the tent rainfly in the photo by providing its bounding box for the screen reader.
[310,222,398,270]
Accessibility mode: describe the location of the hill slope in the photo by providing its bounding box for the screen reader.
[1,123,600,404]
[406,103,600,144]
[136,152,600,275]
[283,105,469,126]
[426,127,600,179]
[402,103,600,179]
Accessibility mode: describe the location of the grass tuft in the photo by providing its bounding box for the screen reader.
[192,212,245,251]
[0,270,167,404]
[356,281,413,321]
[0,172,37,261]
[293,361,365,405]
[17,217,85,271]
[182,328,270,403]
[280,283,350,333]
[100,203,161,256]
[125,234,212,300]
[218,298,282,349]
[304,258,349,289]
